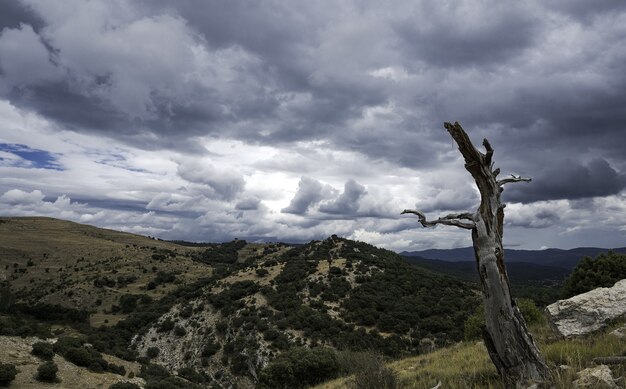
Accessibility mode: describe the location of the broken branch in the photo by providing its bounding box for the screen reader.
[497,174,532,186]
[401,209,476,230]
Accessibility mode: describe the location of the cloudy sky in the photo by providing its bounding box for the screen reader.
[0,0,625,251]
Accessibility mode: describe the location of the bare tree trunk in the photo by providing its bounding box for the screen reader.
[403,122,550,388]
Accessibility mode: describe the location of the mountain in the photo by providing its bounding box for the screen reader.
[401,246,626,269]
[403,256,569,285]
[0,217,480,389]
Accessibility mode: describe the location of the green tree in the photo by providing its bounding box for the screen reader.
[0,363,17,387]
[31,341,55,360]
[36,361,58,382]
[562,251,626,298]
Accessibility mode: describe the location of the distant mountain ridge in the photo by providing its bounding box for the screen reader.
[403,256,570,285]
[401,246,626,269]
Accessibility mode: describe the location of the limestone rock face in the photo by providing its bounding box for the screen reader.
[573,365,618,389]
[546,279,626,337]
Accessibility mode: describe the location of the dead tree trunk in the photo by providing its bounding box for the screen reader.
[403,122,550,388]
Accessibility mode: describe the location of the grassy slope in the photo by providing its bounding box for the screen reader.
[313,320,626,389]
[0,216,210,324]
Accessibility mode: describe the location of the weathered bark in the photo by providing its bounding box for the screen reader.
[403,122,550,388]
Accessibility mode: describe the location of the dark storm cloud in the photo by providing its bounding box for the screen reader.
[0,1,43,32]
[504,158,626,203]
[393,4,538,68]
[319,179,366,215]
[545,0,626,21]
[0,0,625,202]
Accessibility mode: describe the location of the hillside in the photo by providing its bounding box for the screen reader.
[0,217,480,389]
[0,216,213,326]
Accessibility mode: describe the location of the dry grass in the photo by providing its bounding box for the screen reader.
[541,322,626,388]
[315,342,500,389]
[0,217,211,319]
[313,321,626,389]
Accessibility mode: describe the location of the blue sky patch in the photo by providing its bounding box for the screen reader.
[0,143,64,170]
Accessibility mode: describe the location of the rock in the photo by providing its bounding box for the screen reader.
[593,356,626,365]
[573,365,618,388]
[609,324,626,339]
[546,279,626,337]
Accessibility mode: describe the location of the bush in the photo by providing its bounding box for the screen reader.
[146,346,160,359]
[157,318,175,332]
[108,363,126,376]
[201,339,220,357]
[516,298,545,325]
[109,382,141,389]
[0,363,17,386]
[119,294,139,313]
[32,341,55,360]
[64,346,107,371]
[173,325,186,337]
[463,306,484,341]
[258,347,339,389]
[36,361,58,382]
[350,353,397,389]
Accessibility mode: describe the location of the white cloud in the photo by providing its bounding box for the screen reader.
[0,189,45,204]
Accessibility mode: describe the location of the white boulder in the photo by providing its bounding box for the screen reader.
[546,279,626,337]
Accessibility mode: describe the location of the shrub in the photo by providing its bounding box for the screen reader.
[108,363,126,376]
[36,361,58,382]
[463,306,484,341]
[0,363,17,386]
[179,305,193,318]
[516,298,545,325]
[258,347,339,389]
[201,340,220,357]
[52,336,83,355]
[157,318,175,332]
[350,353,397,389]
[173,325,186,337]
[119,294,139,313]
[32,341,55,360]
[109,382,141,389]
[147,346,160,359]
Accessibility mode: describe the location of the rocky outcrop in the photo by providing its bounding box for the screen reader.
[546,279,626,337]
